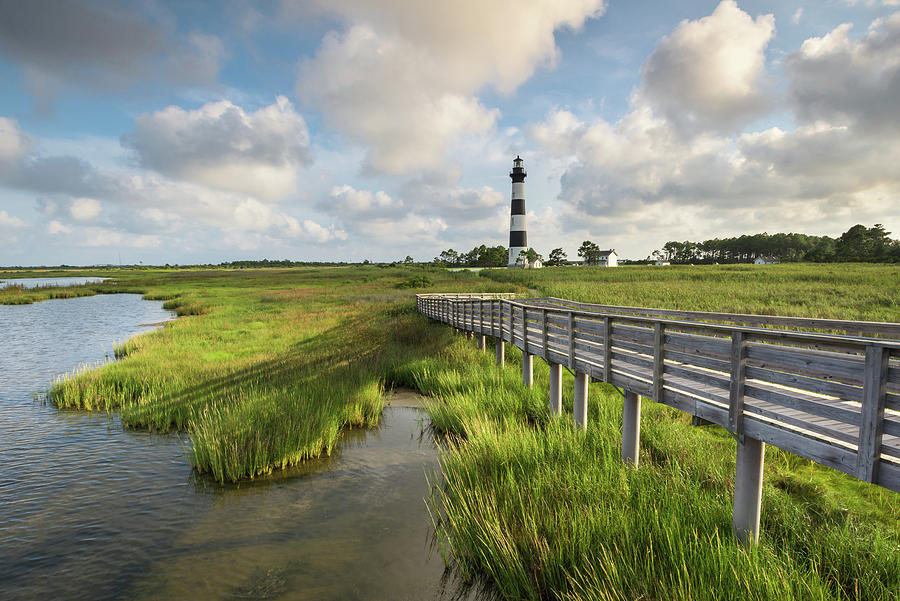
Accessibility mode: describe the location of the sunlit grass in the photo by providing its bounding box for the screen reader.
[27,263,900,599]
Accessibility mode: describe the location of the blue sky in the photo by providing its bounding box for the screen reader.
[1,0,898,265]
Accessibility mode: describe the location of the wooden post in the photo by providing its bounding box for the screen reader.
[523,352,533,388]
[541,308,548,359]
[568,311,575,370]
[574,372,589,430]
[858,345,889,483]
[603,316,612,382]
[728,331,747,440]
[733,436,765,544]
[549,363,562,414]
[622,391,641,466]
[478,335,486,352]
[652,322,664,402]
[496,338,505,367]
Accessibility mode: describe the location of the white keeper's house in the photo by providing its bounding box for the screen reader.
[597,249,618,267]
[753,255,780,265]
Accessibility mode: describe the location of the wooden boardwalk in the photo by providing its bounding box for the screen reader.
[416,293,900,542]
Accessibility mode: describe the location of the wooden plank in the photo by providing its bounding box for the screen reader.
[610,322,655,345]
[729,331,747,437]
[608,337,653,356]
[742,400,858,446]
[610,349,653,370]
[744,365,864,403]
[666,349,730,373]
[745,344,864,387]
[665,331,731,361]
[742,382,861,427]
[858,345,889,483]
[742,416,861,480]
[665,363,731,393]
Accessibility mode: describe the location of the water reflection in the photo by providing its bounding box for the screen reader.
[0,295,480,601]
[0,276,108,289]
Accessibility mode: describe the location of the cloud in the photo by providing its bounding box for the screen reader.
[0,117,30,164]
[69,197,102,221]
[321,185,406,219]
[0,117,345,255]
[122,96,312,200]
[786,12,900,132]
[47,220,71,235]
[528,7,900,257]
[0,209,25,229]
[0,0,224,109]
[640,0,775,133]
[296,0,606,174]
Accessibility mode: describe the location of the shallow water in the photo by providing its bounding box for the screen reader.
[0,276,108,289]
[0,294,475,601]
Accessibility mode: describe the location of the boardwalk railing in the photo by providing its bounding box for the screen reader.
[416,293,900,543]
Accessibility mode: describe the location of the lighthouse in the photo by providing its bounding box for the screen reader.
[508,155,527,267]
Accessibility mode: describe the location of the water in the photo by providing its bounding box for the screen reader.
[0,276,108,289]
[0,294,474,601]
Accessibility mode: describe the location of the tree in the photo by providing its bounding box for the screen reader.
[578,240,602,265]
[547,248,567,266]
[403,255,415,264]
[434,249,460,266]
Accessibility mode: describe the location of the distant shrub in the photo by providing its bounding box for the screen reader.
[395,275,433,289]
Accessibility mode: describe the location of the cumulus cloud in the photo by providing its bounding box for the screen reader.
[640,0,775,133]
[296,0,606,174]
[0,0,224,110]
[529,6,900,256]
[122,96,312,200]
[315,176,507,257]
[0,117,343,255]
[321,185,406,219]
[68,197,103,221]
[786,12,900,132]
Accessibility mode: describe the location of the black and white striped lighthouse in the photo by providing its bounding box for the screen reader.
[508,155,527,267]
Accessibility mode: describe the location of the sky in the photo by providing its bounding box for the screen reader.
[1,0,899,265]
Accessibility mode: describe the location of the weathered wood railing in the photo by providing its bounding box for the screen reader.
[416,293,900,543]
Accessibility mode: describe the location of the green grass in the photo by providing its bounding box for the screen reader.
[480,263,900,322]
[19,263,900,599]
[419,337,898,601]
[45,266,516,481]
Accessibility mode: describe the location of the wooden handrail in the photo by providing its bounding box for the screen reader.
[416,292,900,497]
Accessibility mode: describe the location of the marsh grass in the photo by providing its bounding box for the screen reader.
[481,263,900,322]
[28,264,900,599]
[420,336,899,601]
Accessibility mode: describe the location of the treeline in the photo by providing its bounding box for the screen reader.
[433,245,509,267]
[218,259,344,268]
[651,224,899,264]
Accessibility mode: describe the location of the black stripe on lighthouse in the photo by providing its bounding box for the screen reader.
[509,230,527,247]
[511,199,525,215]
